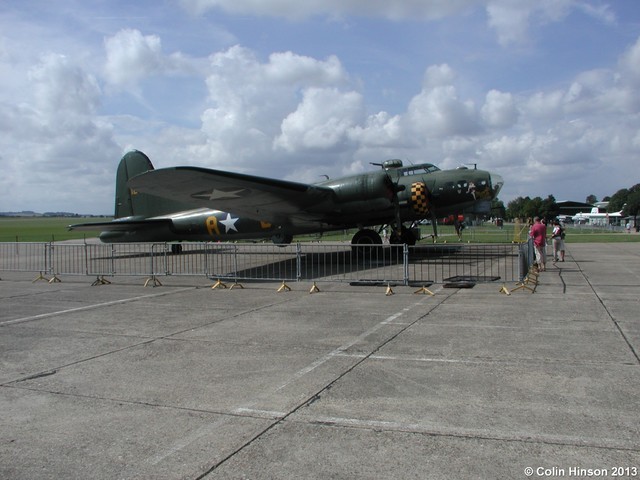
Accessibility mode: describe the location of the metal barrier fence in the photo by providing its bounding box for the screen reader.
[0,240,534,286]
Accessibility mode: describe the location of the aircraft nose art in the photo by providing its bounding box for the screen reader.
[410,182,430,215]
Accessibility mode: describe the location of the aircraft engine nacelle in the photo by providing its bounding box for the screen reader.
[324,171,394,213]
[409,182,430,216]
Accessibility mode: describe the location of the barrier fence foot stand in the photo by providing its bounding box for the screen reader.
[33,272,49,283]
[511,267,538,293]
[211,279,228,289]
[277,281,292,292]
[144,276,163,288]
[414,285,434,296]
[499,284,511,295]
[511,281,535,293]
[92,276,112,286]
[385,283,394,296]
[48,275,61,284]
[230,281,244,290]
[309,282,320,294]
[525,268,540,287]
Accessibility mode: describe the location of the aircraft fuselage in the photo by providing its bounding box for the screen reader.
[71,151,503,246]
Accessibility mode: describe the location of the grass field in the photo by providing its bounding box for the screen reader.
[1,216,638,243]
[0,217,109,242]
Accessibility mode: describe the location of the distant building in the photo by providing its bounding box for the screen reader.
[556,201,593,217]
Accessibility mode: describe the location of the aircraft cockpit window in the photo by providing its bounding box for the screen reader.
[401,164,441,176]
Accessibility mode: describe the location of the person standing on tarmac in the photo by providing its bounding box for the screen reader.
[551,220,565,262]
[530,216,548,271]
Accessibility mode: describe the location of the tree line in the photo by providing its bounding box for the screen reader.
[491,183,640,222]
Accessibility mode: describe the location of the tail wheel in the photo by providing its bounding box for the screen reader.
[271,233,293,245]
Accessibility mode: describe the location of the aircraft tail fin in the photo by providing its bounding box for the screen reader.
[115,151,153,218]
[115,150,188,219]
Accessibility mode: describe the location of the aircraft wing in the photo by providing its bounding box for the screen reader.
[128,167,335,225]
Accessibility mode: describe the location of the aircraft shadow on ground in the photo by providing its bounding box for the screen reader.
[90,243,513,284]
[208,244,503,285]
[209,248,405,284]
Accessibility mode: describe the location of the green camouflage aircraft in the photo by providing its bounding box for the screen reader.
[71,150,503,251]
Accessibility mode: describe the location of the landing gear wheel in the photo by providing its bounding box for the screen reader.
[171,243,183,255]
[389,226,417,246]
[351,229,382,258]
[351,229,382,246]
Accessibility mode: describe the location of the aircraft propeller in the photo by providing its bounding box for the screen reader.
[371,160,438,244]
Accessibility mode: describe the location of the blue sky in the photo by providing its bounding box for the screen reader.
[1,0,639,214]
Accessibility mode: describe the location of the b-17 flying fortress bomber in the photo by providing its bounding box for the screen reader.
[72,150,503,251]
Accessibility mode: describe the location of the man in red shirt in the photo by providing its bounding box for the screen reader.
[530,216,548,271]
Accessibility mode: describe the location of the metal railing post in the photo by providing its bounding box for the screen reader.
[204,242,210,278]
[44,242,50,276]
[162,243,169,276]
[403,244,409,286]
[233,244,239,283]
[83,240,89,276]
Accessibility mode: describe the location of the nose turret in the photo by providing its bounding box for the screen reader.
[490,172,504,198]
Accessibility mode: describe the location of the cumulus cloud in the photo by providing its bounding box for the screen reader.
[404,64,481,139]
[0,53,120,212]
[481,90,518,128]
[110,36,640,201]
[521,37,640,123]
[265,51,346,85]
[485,0,536,46]
[197,56,488,171]
[485,0,600,46]
[614,37,640,112]
[423,64,457,89]
[104,29,197,89]
[348,112,404,148]
[197,46,354,169]
[275,88,364,152]
[406,83,480,138]
[29,53,101,116]
[480,134,535,168]
[524,90,564,119]
[104,29,164,86]
[619,37,640,82]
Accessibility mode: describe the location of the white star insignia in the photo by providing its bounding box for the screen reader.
[193,189,245,201]
[220,213,239,233]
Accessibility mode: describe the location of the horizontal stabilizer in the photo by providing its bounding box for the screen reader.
[69,218,172,232]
